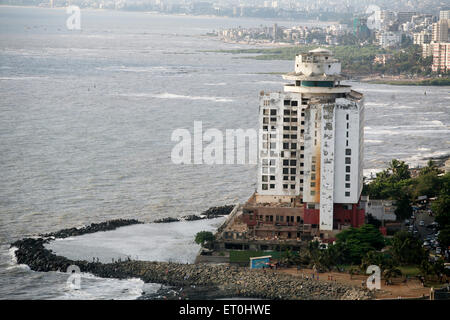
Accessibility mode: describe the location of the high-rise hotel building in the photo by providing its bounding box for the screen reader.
[255,48,364,232]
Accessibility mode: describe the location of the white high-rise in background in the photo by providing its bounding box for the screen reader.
[257,48,364,231]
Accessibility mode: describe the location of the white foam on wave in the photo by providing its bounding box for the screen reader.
[0,76,48,81]
[118,92,234,102]
[365,139,383,144]
[365,102,389,107]
[255,81,287,85]
[365,125,450,136]
[419,120,445,127]
[96,66,173,73]
[392,105,414,109]
[46,217,226,264]
[56,273,150,300]
[363,168,383,179]
[4,247,30,271]
[8,247,18,264]
[403,150,450,165]
[204,82,227,86]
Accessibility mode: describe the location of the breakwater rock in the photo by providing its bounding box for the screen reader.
[154,205,234,223]
[11,237,373,300]
[40,219,143,239]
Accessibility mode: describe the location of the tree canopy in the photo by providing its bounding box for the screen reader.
[334,224,385,264]
[390,231,427,265]
[194,231,215,246]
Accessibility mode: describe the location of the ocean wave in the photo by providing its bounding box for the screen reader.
[403,150,450,166]
[392,105,414,109]
[365,139,383,144]
[57,273,146,300]
[97,66,171,73]
[203,82,227,86]
[364,102,389,107]
[365,124,450,135]
[117,92,233,102]
[0,76,48,81]
[96,65,196,74]
[4,247,30,271]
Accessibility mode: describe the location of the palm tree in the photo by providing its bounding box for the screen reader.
[419,160,441,176]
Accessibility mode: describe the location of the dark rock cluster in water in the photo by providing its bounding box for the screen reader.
[40,219,143,239]
[201,205,235,218]
[137,285,236,300]
[153,205,234,223]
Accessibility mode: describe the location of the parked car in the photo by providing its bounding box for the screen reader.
[419,220,425,226]
[436,247,441,255]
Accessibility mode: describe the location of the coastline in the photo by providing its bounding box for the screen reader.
[11,236,372,300]
[356,75,450,86]
[9,204,372,300]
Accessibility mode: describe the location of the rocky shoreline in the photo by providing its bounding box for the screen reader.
[153,205,235,223]
[40,219,143,239]
[11,237,372,300]
[10,205,373,300]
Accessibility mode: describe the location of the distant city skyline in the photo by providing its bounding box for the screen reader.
[1,0,448,17]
